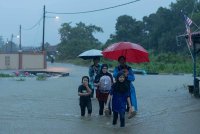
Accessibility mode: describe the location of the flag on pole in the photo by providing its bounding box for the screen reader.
[184,15,193,46]
[185,15,192,26]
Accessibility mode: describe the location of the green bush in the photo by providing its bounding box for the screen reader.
[36,74,47,81]
[0,73,13,77]
[61,52,198,74]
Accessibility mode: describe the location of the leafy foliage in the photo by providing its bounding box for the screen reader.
[0,73,13,77]
[36,74,47,81]
[0,36,4,48]
[55,0,200,74]
[106,0,200,54]
[57,22,103,60]
[100,52,195,74]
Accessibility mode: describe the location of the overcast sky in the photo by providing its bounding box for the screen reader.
[0,0,176,47]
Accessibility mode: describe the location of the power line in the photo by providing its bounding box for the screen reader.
[46,0,141,15]
[22,16,43,31]
[191,0,200,32]
[190,0,197,18]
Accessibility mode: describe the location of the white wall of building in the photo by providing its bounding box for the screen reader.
[0,53,45,70]
[0,54,19,69]
[22,54,44,69]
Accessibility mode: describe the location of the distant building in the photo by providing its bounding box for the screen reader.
[46,45,58,56]
[0,52,46,69]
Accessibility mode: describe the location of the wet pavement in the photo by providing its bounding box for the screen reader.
[0,63,200,134]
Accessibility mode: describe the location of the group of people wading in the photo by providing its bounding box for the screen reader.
[78,56,137,127]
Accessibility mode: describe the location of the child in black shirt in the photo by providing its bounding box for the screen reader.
[78,76,92,117]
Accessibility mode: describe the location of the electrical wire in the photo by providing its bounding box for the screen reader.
[46,0,140,15]
[22,16,43,31]
[181,1,199,63]
[190,0,196,17]
[191,0,200,31]
[32,21,42,47]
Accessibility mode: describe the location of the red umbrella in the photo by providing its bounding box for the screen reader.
[102,42,150,63]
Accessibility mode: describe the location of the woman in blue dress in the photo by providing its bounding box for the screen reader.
[105,72,133,127]
[113,56,138,112]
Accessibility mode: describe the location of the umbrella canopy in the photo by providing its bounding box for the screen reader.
[78,49,103,60]
[102,42,150,63]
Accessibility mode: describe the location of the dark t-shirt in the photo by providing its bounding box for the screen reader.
[78,84,92,102]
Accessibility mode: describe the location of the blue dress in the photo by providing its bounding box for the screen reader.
[113,65,138,111]
[110,88,130,113]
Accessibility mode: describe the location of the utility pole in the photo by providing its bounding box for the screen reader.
[19,25,22,50]
[42,5,45,51]
[42,5,47,69]
[6,38,8,52]
[11,34,13,52]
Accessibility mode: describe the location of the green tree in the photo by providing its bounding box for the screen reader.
[0,36,4,51]
[106,0,200,54]
[110,15,143,43]
[105,15,144,49]
[44,42,51,50]
[2,41,18,52]
[58,22,103,60]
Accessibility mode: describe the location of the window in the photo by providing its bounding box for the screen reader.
[5,56,10,66]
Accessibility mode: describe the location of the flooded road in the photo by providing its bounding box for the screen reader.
[0,63,200,134]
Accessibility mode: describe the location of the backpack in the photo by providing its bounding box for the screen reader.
[99,75,112,93]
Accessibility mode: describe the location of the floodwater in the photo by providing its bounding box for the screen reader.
[0,63,200,134]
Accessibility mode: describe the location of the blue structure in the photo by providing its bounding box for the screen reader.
[189,32,200,97]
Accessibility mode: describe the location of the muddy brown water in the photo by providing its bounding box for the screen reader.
[0,63,200,134]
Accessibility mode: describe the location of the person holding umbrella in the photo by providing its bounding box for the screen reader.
[102,42,150,115]
[89,57,101,98]
[78,49,103,98]
[113,56,137,114]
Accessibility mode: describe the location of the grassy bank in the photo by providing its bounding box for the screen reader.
[0,73,13,77]
[57,53,199,74]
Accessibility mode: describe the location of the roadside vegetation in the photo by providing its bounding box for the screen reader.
[0,73,14,77]
[1,0,199,75]
[55,0,200,74]
[61,52,199,74]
